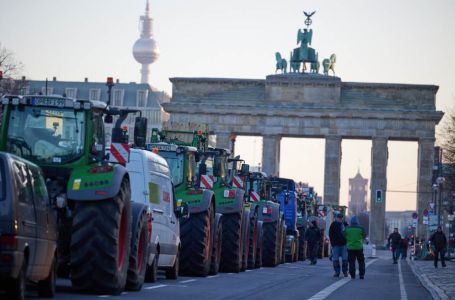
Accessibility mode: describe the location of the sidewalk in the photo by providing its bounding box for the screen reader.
[408,258,455,300]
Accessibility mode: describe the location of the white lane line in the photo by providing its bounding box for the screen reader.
[306,259,377,300]
[179,279,197,284]
[98,296,110,298]
[398,260,408,300]
[208,275,220,278]
[145,284,168,290]
[245,270,252,272]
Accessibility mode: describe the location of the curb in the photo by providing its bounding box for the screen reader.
[407,259,449,300]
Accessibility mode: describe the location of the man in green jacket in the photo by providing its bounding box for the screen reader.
[344,216,366,279]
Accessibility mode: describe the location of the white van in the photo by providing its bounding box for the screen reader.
[126,148,182,281]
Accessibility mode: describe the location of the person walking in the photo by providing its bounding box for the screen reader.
[388,228,401,264]
[305,220,321,265]
[329,213,348,277]
[344,216,366,279]
[430,226,447,268]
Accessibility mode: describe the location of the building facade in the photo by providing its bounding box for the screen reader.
[348,171,369,216]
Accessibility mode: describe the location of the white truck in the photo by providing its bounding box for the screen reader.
[126,148,187,282]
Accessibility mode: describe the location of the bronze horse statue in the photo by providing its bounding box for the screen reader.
[275,52,288,74]
[322,54,336,75]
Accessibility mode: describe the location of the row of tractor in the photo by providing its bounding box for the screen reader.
[0,90,346,299]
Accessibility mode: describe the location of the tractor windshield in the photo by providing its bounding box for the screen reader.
[6,106,85,165]
[158,151,184,186]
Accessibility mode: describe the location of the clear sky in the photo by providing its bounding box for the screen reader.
[1,0,454,211]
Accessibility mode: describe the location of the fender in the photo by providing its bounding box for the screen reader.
[257,201,281,223]
[217,188,244,215]
[131,202,149,243]
[256,220,264,250]
[188,189,214,214]
[67,164,128,201]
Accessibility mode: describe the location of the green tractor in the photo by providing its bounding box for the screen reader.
[246,172,285,267]
[148,128,223,276]
[0,91,150,294]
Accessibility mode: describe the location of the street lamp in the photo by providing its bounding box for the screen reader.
[436,176,445,227]
[106,76,115,106]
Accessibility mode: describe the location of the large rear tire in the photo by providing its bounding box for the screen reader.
[179,203,214,276]
[247,217,257,269]
[70,178,132,295]
[219,213,243,273]
[126,209,149,291]
[262,221,279,267]
[209,217,223,275]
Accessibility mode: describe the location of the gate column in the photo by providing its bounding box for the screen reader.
[417,138,435,239]
[262,135,281,176]
[369,137,388,248]
[323,136,342,206]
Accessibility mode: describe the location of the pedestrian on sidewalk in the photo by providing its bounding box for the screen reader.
[430,226,447,268]
[305,220,321,265]
[400,237,408,260]
[329,213,348,277]
[387,228,401,264]
[344,216,366,279]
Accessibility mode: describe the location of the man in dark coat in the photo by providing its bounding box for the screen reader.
[388,228,401,264]
[430,226,447,268]
[305,220,321,265]
[329,213,348,277]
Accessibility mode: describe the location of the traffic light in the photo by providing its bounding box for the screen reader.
[376,189,383,203]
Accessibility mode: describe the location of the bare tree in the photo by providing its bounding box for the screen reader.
[438,108,455,214]
[0,42,24,78]
[0,43,26,95]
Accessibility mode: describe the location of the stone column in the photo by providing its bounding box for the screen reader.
[216,132,231,150]
[369,137,388,248]
[262,135,281,176]
[416,138,435,239]
[323,136,342,206]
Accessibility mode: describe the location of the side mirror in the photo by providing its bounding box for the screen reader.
[134,117,147,148]
[175,201,189,218]
[240,164,249,176]
[104,115,113,124]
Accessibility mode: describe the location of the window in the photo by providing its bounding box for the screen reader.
[65,88,77,98]
[112,89,124,107]
[41,87,54,95]
[29,165,49,206]
[89,89,101,101]
[12,162,33,204]
[137,90,148,107]
[92,113,105,149]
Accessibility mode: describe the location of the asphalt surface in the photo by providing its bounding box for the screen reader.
[26,254,431,300]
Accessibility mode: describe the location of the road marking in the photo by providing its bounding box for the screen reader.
[121,292,128,295]
[98,296,110,298]
[145,284,168,290]
[179,279,197,284]
[398,260,408,300]
[245,270,252,272]
[208,275,220,278]
[306,259,377,300]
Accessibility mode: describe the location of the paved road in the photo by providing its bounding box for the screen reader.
[27,254,431,300]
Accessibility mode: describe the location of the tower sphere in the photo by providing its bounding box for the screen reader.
[133,37,160,64]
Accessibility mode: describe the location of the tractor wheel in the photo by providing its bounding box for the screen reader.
[165,250,179,279]
[179,203,214,276]
[240,211,250,272]
[254,222,263,269]
[220,213,243,273]
[298,228,305,261]
[209,218,223,275]
[247,218,258,269]
[293,239,299,262]
[126,210,149,291]
[262,221,279,267]
[70,178,132,295]
[38,255,56,297]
